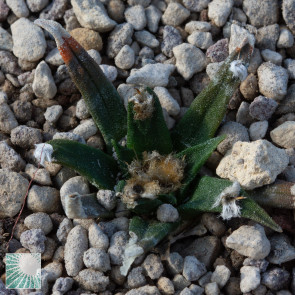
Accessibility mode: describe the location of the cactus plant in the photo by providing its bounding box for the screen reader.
[32,19,295,276]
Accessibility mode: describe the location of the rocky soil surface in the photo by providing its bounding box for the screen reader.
[1,0,295,294]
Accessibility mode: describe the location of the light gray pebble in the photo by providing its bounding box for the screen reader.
[107,23,134,58]
[240,266,260,293]
[156,204,179,222]
[284,58,295,79]
[74,269,109,292]
[11,125,42,149]
[204,282,219,295]
[183,0,210,12]
[276,84,295,115]
[125,285,160,295]
[44,261,63,282]
[134,30,159,48]
[87,49,102,65]
[0,50,23,75]
[27,185,60,213]
[0,27,13,51]
[261,49,282,65]
[143,254,164,279]
[0,103,18,133]
[211,265,231,288]
[154,87,180,116]
[161,26,182,58]
[270,121,295,148]
[54,167,77,190]
[248,48,263,74]
[127,266,146,288]
[20,229,46,253]
[208,0,233,27]
[73,218,95,230]
[127,63,175,87]
[108,230,128,265]
[173,43,207,80]
[24,212,53,235]
[71,0,116,32]
[249,95,278,120]
[6,0,29,17]
[56,218,73,244]
[185,21,211,34]
[26,0,48,12]
[44,105,63,123]
[45,47,64,66]
[99,64,118,82]
[166,252,184,275]
[145,5,161,33]
[217,121,249,155]
[73,118,98,140]
[11,18,46,62]
[188,31,213,50]
[162,3,190,26]
[125,5,146,30]
[76,99,90,120]
[236,101,255,126]
[139,46,154,59]
[231,7,247,23]
[54,65,69,83]
[89,223,109,250]
[198,272,212,287]
[173,274,190,290]
[0,169,29,218]
[249,121,268,141]
[52,277,74,294]
[189,284,204,295]
[33,61,57,99]
[127,0,150,7]
[53,132,86,144]
[256,24,280,51]
[179,288,193,295]
[183,256,206,281]
[282,0,295,35]
[261,268,290,291]
[282,165,295,182]
[115,45,135,70]
[64,225,88,276]
[277,28,294,48]
[157,277,174,295]
[83,248,111,272]
[97,189,117,211]
[0,141,25,172]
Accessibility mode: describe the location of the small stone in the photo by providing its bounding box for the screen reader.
[127,0,150,6]
[87,49,102,65]
[108,231,128,265]
[226,224,270,259]
[276,84,295,115]
[271,121,295,148]
[0,141,25,172]
[6,0,29,17]
[262,268,290,291]
[70,28,103,51]
[24,212,53,235]
[53,132,85,144]
[236,101,255,126]
[11,125,42,149]
[277,28,294,49]
[183,256,206,281]
[52,277,74,294]
[185,21,211,34]
[157,277,174,295]
[127,63,175,87]
[166,252,184,275]
[127,266,146,288]
[204,282,219,295]
[96,189,116,211]
[173,274,191,291]
[0,27,13,52]
[240,266,260,293]
[205,61,223,80]
[75,99,89,120]
[44,105,63,123]
[284,58,295,79]
[74,269,109,292]
[183,0,210,12]
[248,48,263,74]
[249,95,278,120]
[188,31,213,50]
[99,64,117,82]
[211,265,231,288]
[0,103,18,134]
[0,0,9,21]
[27,0,48,12]
[153,87,180,116]
[115,45,135,70]
[162,3,190,26]
[173,43,207,80]
[240,73,258,101]
[282,0,295,35]
[261,49,282,65]
[107,0,125,23]
[256,24,280,51]
[206,38,228,63]
[143,253,164,280]
[20,229,46,253]
[125,5,146,30]
[83,248,111,272]
[39,0,67,20]
[257,62,288,101]
[56,218,73,244]
[156,204,179,223]
[71,0,116,32]
[73,118,98,140]
[27,185,60,213]
[224,277,241,295]
[44,261,63,282]
[216,121,249,155]
[11,18,46,62]
[134,30,159,48]
[145,5,162,33]
[0,51,22,75]
[125,285,161,295]
[11,100,33,123]
[161,26,182,57]
[208,0,233,27]
[64,225,88,276]
[201,213,226,237]
[229,24,255,54]
[249,121,268,141]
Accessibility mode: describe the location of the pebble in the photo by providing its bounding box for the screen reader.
[201,213,226,237]
[211,265,231,289]
[183,0,210,12]
[166,252,184,275]
[125,5,146,30]
[44,105,63,123]
[188,31,213,50]
[0,170,29,218]
[162,3,190,26]
[249,95,278,120]
[173,274,190,290]
[53,133,85,145]
[44,261,63,282]
[27,185,60,213]
[70,27,103,52]
[71,0,116,32]
[156,204,179,222]
[125,285,160,295]
[282,0,295,34]
[56,218,73,244]
[134,30,159,48]
[142,253,164,280]
[0,141,25,172]
[261,49,282,65]
[33,61,57,99]
[11,18,46,62]
[0,27,13,52]
[26,0,48,12]
[0,51,22,76]
[127,63,175,87]
[127,266,146,288]
[153,87,180,116]
[64,225,88,276]
[39,0,67,20]
[20,229,46,253]
[284,58,295,79]
[276,84,295,115]
[115,45,135,70]
[161,26,182,58]
[240,266,260,293]
[83,248,111,272]
[173,43,207,80]
[11,125,42,149]
[262,268,290,291]
[249,121,268,141]
[0,103,19,134]
[74,269,109,292]
[229,24,255,54]
[107,0,125,23]
[277,28,294,49]
[0,0,10,21]
[96,189,116,211]
[107,23,134,58]
[206,39,228,63]
[256,24,280,51]
[157,277,174,295]
[239,73,258,101]
[128,0,150,7]
[208,0,233,27]
[243,0,278,27]
[73,118,98,140]
[87,49,102,65]
[204,282,219,295]
[99,64,118,82]
[257,62,288,101]
[6,0,29,17]
[248,48,263,74]
[183,256,206,281]
[52,277,74,294]
[145,5,162,33]
[108,230,128,265]
[226,224,270,259]
[270,121,295,148]
[236,101,255,126]
[216,121,249,155]
[24,212,53,235]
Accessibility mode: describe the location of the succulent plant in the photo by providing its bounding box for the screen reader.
[32,19,295,276]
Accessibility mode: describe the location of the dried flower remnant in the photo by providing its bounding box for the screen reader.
[129,88,154,120]
[33,143,53,166]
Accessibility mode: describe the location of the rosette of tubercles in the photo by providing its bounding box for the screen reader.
[31,19,295,276]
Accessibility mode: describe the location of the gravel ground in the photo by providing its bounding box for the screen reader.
[1,0,295,294]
